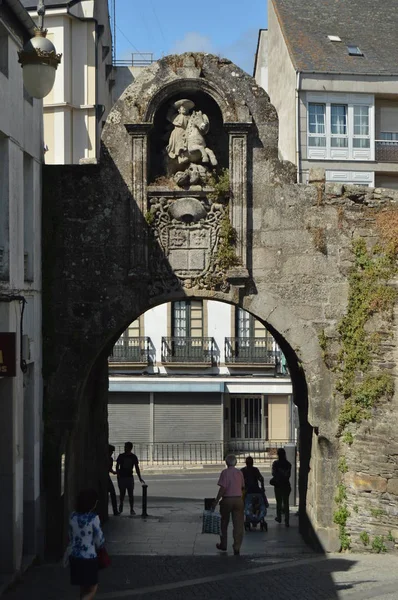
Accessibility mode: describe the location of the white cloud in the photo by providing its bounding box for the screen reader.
[169,32,215,55]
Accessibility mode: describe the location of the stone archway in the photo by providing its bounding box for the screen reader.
[42,53,398,556]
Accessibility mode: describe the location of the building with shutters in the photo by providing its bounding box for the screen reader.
[108,300,294,465]
[0,0,44,578]
[254,0,398,189]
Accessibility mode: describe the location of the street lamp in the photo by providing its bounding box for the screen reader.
[18,0,62,99]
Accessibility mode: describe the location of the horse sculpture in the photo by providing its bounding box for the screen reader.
[184,110,218,167]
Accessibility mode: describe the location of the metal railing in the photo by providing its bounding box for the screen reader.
[224,337,279,365]
[109,336,151,364]
[110,440,293,466]
[375,140,398,162]
[161,336,216,364]
[113,53,155,67]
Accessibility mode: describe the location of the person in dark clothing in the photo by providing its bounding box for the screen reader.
[241,456,265,494]
[108,444,119,516]
[272,448,292,527]
[116,442,145,516]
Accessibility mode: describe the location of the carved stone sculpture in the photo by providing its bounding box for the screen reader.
[146,196,231,295]
[166,99,217,188]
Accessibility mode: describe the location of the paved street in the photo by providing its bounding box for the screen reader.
[3,471,398,599]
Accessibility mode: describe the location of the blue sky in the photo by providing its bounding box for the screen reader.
[110,0,268,74]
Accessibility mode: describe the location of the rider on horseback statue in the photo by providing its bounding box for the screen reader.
[166,99,217,187]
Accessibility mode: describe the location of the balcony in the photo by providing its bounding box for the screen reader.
[161,336,216,365]
[375,140,398,163]
[225,337,279,366]
[109,336,151,365]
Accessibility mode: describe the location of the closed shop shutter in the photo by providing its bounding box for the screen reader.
[154,392,221,442]
[108,393,150,452]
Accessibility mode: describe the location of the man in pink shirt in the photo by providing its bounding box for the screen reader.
[212,454,245,555]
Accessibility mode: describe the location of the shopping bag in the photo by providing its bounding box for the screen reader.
[97,546,111,569]
[202,510,221,534]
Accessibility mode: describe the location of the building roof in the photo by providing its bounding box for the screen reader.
[272,0,398,76]
[4,0,36,36]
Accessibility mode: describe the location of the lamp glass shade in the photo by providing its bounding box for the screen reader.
[22,63,56,99]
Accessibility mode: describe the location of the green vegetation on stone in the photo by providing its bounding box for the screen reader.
[208,168,230,202]
[360,531,370,546]
[371,535,387,553]
[370,507,386,518]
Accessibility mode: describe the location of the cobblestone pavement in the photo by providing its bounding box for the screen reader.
[3,494,398,599]
[4,553,398,600]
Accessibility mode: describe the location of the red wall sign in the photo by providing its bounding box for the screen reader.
[0,333,16,377]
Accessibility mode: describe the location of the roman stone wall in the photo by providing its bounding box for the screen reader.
[42,53,398,554]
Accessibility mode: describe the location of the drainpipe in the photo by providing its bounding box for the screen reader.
[295,70,301,183]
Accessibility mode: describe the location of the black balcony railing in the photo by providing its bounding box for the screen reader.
[109,336,151,364]
[225,337,278,365]
[161,336,216,364]
[375,140,398,163]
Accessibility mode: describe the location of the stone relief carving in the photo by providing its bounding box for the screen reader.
[166,99,217,188]
[146,196,230,296]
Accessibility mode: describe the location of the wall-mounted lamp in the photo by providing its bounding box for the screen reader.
[18,0,62,99]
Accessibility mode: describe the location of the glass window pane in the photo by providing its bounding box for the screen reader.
[173,301,188,337]
[309,103,325,134]
[331,137,348,148]
[354,106,369,135]
[353,138,370,148]
[309,137,326,147]
[331,105,347,134]
[381,132,398,141]
[237,308,251,338]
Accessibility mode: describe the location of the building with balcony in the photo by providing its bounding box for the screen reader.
[0,0,43,578]
[254,0,398,189]
[108,301,293,466]
[21,0,113,165]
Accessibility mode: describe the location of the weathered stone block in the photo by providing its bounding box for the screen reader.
[345,472,387,493]
[387,478,398,496]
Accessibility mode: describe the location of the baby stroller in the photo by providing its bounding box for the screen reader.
[244,491,268,532]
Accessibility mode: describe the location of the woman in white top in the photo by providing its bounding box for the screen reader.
[68,489,105,600]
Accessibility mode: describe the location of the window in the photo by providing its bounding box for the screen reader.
[347,45,363,57]
[308,103,326,147]
[0,25,8,77]
[380,132,398,142]
[23,153,34,281]
[172,300,203,338]
[331,105,348,147]
[307,94,373,160]
[230,396,267,440]
[353,106,370,148]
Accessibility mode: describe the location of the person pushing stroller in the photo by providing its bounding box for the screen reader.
[241,457,269,531]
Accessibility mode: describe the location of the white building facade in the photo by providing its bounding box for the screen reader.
[21,0,113,165]
[0,0,43,577]
[108,301,293,465]
[254,0,398,189]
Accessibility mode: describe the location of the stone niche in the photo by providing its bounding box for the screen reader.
[120,53,270,297]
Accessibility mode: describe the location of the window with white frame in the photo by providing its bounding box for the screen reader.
[307,94,373,161]
[380,132,398,142]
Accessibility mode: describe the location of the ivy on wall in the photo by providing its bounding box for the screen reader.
[336,235,396,434]
[323,206,398,550]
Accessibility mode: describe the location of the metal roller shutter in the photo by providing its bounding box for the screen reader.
[108,392,150,450]
[154,392,221,442]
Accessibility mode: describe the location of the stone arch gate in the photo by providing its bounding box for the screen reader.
[42,53,398,556]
